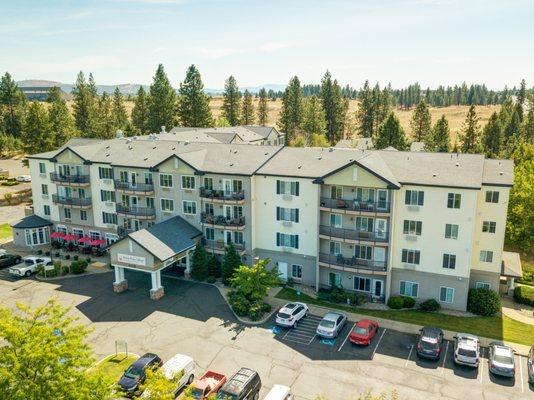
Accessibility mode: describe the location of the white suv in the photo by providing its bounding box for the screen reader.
[275,302,309,328]
[9,256,52,277]
[453,333,480,367]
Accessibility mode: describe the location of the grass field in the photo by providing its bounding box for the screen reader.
[0,223,12,240]
[276,287,534,346]
[88,353,138,383]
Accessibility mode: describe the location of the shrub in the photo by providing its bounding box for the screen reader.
[514,285,534,307]
[73,255,79,261]
[401,296,416,309]
[227,290,250,316]
[70,260,88,275]
[207,255,221,278]
[206,276,216,284]
[419,299,441,312]
[248,300,267,321]
[387,296,405,309]
[86,257,91,263]
[467,288,501,316]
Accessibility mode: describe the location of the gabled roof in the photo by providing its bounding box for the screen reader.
[11,214,53,229]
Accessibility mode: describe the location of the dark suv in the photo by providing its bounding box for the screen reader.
[416,327,444,360]
[118,352,162,396]
[216,367,261,400]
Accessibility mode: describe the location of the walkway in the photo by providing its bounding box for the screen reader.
[501,295,534,325]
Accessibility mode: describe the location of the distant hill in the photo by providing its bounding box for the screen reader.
[205,84,286,95]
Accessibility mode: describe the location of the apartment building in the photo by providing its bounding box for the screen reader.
[22,136,515,309]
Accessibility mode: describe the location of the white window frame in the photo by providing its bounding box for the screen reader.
[329,241,341,255]
[485,191,499,203]
[43,205,50,216]
[160,198,174,212]
[291,264,303,279]
[159,174,173,188]
[403,220,422,235]
[447,193,461,209]
[330,213,342,228]
[405,190,424,206]
[279,180,298,196]
[64,208,71,219]
[445,223,459,239]
[479,250,493,263]
[353,276,371,292]
[475,282,491,290]
[482,221,496,233]
[182,200,197,215]
[181,175,196,190]
[442,253,456,269]
[102,212,117,225]
[80,210,87,221]
[24,227,50,246]
[205,227,214,241]
[439,286,454,303]
[39,162,46,174]
[400,280,419,297]
[401,249,420,265]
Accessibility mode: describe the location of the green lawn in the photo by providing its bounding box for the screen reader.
[88,353,138,383]
[0,223,12,240]
[276,287,534,346]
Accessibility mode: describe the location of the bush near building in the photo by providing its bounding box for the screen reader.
[467,288,501,316]
[387,295,415,309]
[70,259,88,275]
[317,287,367,306]
[513,285,534,306]
[418,299,441,312]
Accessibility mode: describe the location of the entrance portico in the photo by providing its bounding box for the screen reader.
[109,216,201,299]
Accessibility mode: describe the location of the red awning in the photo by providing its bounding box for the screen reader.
[77,237,92,244]
[50,232,65,239]
[63,234,77,241]
[90,239,106,246]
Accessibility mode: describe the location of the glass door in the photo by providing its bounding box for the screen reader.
[375,219,388,240]
[223,179,232,196]
[377,189,388,211]
[373,280,383,297]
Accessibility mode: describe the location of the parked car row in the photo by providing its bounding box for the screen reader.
[8,255,52,277]
[117,352,294,399]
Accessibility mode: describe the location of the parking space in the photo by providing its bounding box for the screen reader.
[280,315,321,346]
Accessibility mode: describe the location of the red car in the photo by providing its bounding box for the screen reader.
[349,319,379,346]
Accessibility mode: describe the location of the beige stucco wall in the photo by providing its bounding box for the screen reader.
[323,164,389,189]
[109,236,158,272]
[29,158,58,222]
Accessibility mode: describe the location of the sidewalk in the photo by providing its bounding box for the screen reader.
[501,295,534,325]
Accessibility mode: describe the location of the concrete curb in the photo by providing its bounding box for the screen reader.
[35,269,112,282]
[92,352,140,368]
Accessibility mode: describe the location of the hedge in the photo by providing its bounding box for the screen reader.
[418,299,441,312]
[387,295,415,309]
[514,286,534,307]
[467,288,501,316]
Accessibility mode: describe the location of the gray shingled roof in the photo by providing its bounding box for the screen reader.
[129,216,201,261]
[11,214,53,229]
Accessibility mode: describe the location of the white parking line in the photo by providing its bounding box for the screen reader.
[337,323,355,352]
[441,341,450,374]
[479,348,485,384]
[405,345,414,367]
[371,329,387,359]
[308,334,317,345]
[519,355,524,393]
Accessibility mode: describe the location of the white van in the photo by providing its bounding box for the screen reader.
[264,384,294,400]
[161,354,195,395]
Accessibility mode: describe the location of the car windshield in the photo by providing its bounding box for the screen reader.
[320,320,335,329]
[123,364,143,380]
[216,391,238,400]
[353,327,367,335]
[458,348,477,357]
[189,388,204,399]
[421,337,438,349]
[494,355,513,365]
[24,259,34,266]
[277,312,291,319]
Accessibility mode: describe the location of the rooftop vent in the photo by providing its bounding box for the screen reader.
[153,146,156,150]
[160,126,166,134]
[297,165,302,169]
[229,163,234,167]
[499,171,504,175]
[432,173,437,177]
[144,157,148,161]
[126,138,132,144]
[128,146,133,150]
[106,154,110,157]
[455,163,459,167]
[172,147,176,150]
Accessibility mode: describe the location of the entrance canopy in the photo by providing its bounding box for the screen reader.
[501,251,523,279]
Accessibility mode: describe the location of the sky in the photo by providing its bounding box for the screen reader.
[1,0,533,90]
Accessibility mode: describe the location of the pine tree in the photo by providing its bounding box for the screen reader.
[221,76,241,125]
[278,76,303,142]
[427,115,450,152]
[88,73,98,96]
[523,108,534,143]
[319,71,344,143]
[356,80,374,138]
[517,79,527,106]
[94,92,114,139]
[374,112,408,150]
[131,86,150,134]
[482,112,502,157]
[47,86,75,147]
[221,242,242,285]
[190,244,208,281]
[112,87,129,132]
[410,100,432,142]
[23,102,52,153]
[72,71,96,136]
[241,90,255,125]
[207,254,221,278]
[147,64,178,133]
[0,72,26,138]
[257,88,269,126]
[301,96,327,145]
[177,64,213,127]
[459,105,480,153]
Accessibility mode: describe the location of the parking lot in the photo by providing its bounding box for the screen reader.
[0,271,531,400]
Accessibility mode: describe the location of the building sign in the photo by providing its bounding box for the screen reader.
[117,253,146,266]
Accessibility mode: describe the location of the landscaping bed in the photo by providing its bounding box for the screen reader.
[88,353,138,383]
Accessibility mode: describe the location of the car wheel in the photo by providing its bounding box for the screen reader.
[253,392,259,400]
[293,320,298,329]
[305,309,309,317]
[187,374,194,384]
[25,271,31,277]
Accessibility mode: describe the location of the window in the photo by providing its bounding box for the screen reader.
[447,193,461,209]
[485,191,499,203]
[159,174,173,188]
[72,228,84,238]
[41,184,48,195]
[182,200,197,215]
[39,162,46,174]
[356,188,375,202]
[181,175,195,189]
[100,190,116,202]
[445,224,459,239]
[160,198,174,212]
[400,281,419,297]
[205,227,214,241]
[276,233,299,249]
[144,172,153,185]
[203,177,213,190]
[233,180,243,192]
[276,207,299,222]
[102,212,117,225]
[482,221,496,233]
[405,190,424,206]
[43,205,50,216]
[330,185,343,199]
[78,188,86,199]
[403,220,422,235]
[479,250,493,263]
[292,264,303,279]
[329,241,341,255]
[24,227,49,246]
[276,180,299,196]
[355,245,372,260]
[119,171,128,183]
[356,217,373,232]
[146,197,154,208]
[233,231,244,244]
[402,249,420,265]
[329,213,342,228]
[89,231,100,240]
[204,203,214,215]
[439,287,454,303]
[64,208,71,219]
[98,166,113,179]
[354,276,371,292]
[442,254,456,269]
[80,210,87,221]
[475,282,491,290]
[329,272,341,287]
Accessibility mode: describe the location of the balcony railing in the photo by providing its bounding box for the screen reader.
[319,225,389,242]
[116,203,156,217]
[50,172,90,184]
[200,187,245,201]
[320,197,390,213]
[201,212,245,227]
[114,180,154,192]
[319,252,387,272]
[52,195,92,207]
[203,238,245,252]
[118,226,135,237]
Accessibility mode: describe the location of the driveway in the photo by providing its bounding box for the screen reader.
[0,271,532,400]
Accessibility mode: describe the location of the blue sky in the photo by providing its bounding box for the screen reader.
[1,0,533,89]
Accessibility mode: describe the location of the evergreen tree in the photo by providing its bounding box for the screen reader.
[278,76,303,143]
[221,242,242,285]
[257,88,269,126]
[410,100,432,142]
[88,73,98,96]
[23,101,52,153]
[147,64,178,133]
[131,86,150,134]
[459,105,480,153]
[523,108,534,143]
[94,92,114,139]
[177,64,213,127]
[319,71,344,143]
[221,75,241,126]
[504,105,523,140]
[0,72,26,138]
[47,86,75,147]
[241,90,255,125]
[72,71,96,136]
[517,79,527,106]
[301,96,327,145]
[356,80,374,138]
[111,87,129,132]
[427,115,450,152]
[482,112,502,157]
[374,112,408,150]
[207,254,221,278]
[190,244,208,281]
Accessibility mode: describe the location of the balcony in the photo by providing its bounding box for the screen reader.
[320,197,390,213]
[319,225,389,243]
[319,252,387,272]
[52,194,92,207]
[117,226,135,237]
[200,187,245,203]
[201,212,245,229]
[116,204,156,219]
[203,238,245,254]
[50,172,90,186]
[114,180,154,194]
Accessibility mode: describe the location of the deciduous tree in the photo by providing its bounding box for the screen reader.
[229,258,280,302]
[221,76,241,126]
[178,65,213,127]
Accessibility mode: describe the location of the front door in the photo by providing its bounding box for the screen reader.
[131,173,137,187]
[224,230,232,244]
[374,247,386,268]
[278,262,288,281]
[373,280,383,297]
[224,205,232,219]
